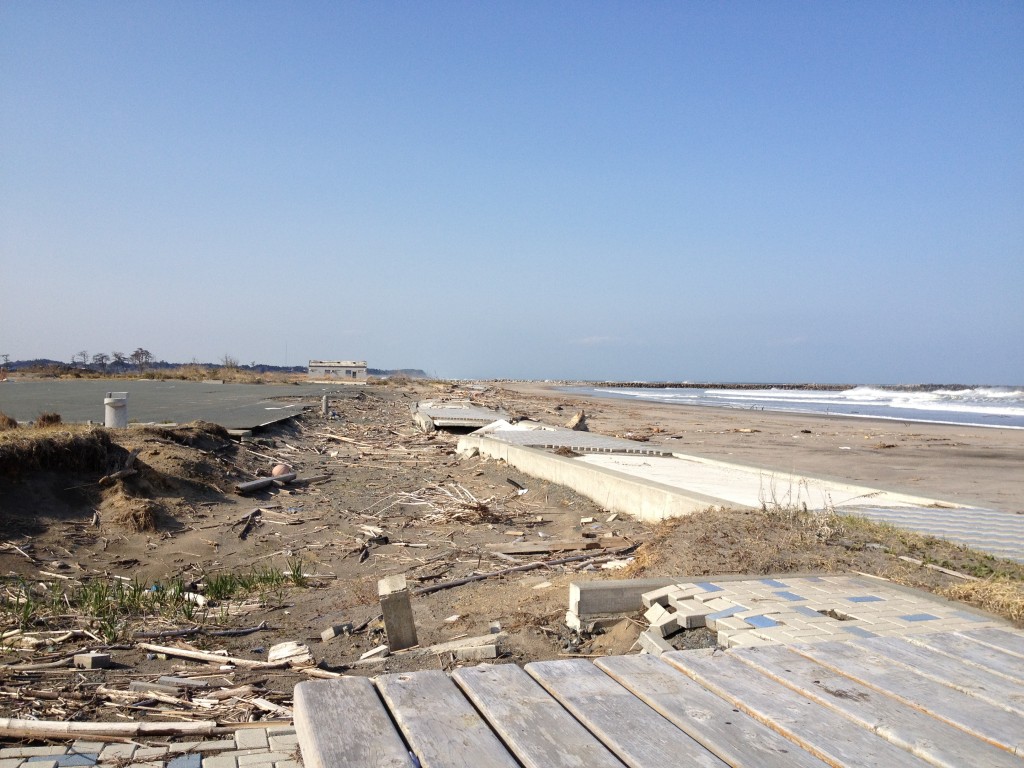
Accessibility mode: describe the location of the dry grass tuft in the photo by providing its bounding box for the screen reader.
[0,412,18,431]
[941,577,1024,625]
[110,499,159,532]
[35,412,62,427]
[0,427,119,476]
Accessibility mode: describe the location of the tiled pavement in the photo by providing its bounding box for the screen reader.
[640,574,1010,651]
[0,727,299,768]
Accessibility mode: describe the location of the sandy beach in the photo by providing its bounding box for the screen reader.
[492,382,1024,513]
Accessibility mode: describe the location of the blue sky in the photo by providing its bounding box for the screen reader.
[2,2,1021,383]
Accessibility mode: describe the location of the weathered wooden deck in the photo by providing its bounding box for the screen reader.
[295,627,1024,767]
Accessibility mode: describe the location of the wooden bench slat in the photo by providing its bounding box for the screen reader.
[596,654,828,768]
[793,640,1024,754]
[732,644,1020,768]
[906,631,1024,683]
[526,658,727,768]
[958,627,1024,658]
[663,650,933,767]
[375,669,518,768]
[860,635,1024,715]
[453,663,625,768]
[294,678,413,768]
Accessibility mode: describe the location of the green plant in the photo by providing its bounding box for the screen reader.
[287,557,308,587]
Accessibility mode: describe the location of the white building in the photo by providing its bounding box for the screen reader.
[308,360,368,383]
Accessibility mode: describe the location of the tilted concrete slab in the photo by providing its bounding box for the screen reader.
[473,420,673,455]
[412,399,508,431]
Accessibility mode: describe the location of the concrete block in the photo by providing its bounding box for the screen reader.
[639,630,675,656]
[237,753,294,766]
[725,632,772,648]
[455,644,498,661]
[133,747,170,760]
[569,578,678,617]
[378,575,417,651]
[70,741,105,754]
[234,729,270,750]
[0,747,66,758]
[641,584,681,608]
[714,616,752,632]
[320,623,352,642]
[73,652,111,669]
[201,755,238,768]
[673,600,712,629]
[99,743,137,761]
[643,602,670,625]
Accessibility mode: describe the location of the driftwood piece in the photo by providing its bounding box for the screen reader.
[412,545,638,597]
[0,717,218,740]
[234,473,297,495]
[136,643,289,669]
[99,447,142,486]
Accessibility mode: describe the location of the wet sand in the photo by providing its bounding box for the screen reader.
[493,382,1024,513]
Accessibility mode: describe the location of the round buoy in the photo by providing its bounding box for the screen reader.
[271,463,293,477]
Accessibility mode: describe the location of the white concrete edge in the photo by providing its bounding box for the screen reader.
[458,434,734,522]
[667,451,967,509]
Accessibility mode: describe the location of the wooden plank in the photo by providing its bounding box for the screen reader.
[374,669,517,768]
[906,632,1024,683]
[732,644,1020,768]
[663,650,933,767]
[595,654,828,768]
[525,659,727,768]
[487,538,627,555]
[453,663,625,768]
[293,678,413,768]
[859,635,1024,716]
[958,627,1024,658]
[793,640,1024,754]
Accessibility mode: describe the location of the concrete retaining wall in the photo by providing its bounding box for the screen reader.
[457,434,734,522]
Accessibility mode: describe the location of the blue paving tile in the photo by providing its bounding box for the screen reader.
[839,626,878,638]
[760,578,788,588]
[792,605,824,618]
[845,595,884,603]
[745,615,780,629]
[773,591,806,601]
[167,754,202,768]
[706,605,748,621]
[900,613,939,622]
[694,582,724,593]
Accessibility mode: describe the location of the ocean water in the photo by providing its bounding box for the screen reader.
[562,385,1024,429]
